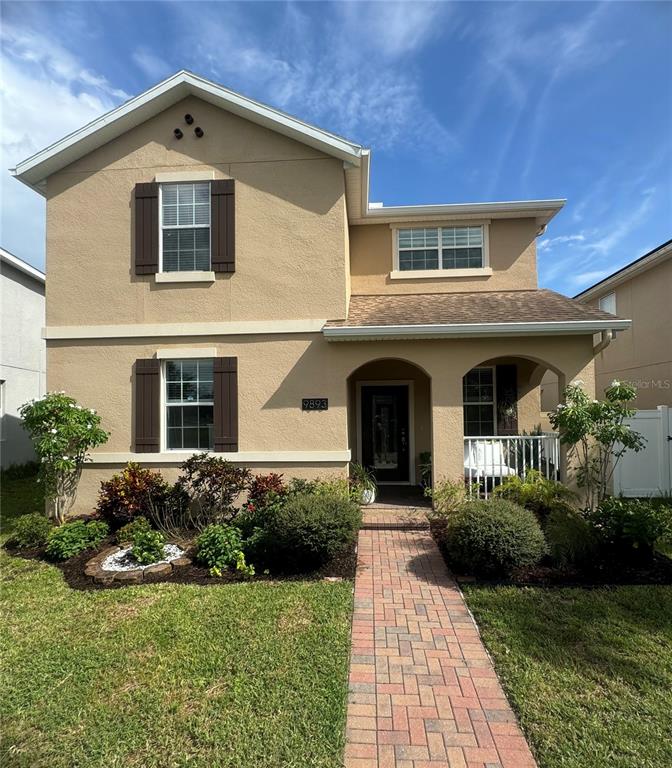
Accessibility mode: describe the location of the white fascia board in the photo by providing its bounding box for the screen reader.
[360,198,566,223]
[323,319,632,341]
[11,70,363,193]
[0,248,45,283]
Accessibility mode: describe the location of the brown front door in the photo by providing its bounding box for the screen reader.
[361,385,410,482]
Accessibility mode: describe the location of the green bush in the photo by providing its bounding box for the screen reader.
[443,498,547,577]
[493,470,575,522]
[45,520,109,561]
[195,524,252,577]
[116,516,151,543]
[587,497,672,561]
[544,508,596,567]
[177,454,251,525]
[131,529,166,565]
[9,513,53,549]
[253,490,362,572]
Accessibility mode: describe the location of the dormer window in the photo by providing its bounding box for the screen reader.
[397,226,484,271]
[160,182,211,272]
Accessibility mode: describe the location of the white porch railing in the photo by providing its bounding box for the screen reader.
[464,434,560,498]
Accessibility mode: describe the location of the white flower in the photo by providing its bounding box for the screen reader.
[86,424,92,429]
[611,379,621,386]
[571,379,585,386]
[89,409,96,414]
[62,455,69,460]
[50,428,57,434]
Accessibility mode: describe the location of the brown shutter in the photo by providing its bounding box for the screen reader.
[496,364,519,436]
[211,179,235,273]
[213,357,238,452]
[134,183,159,275]
[134,359,160,452]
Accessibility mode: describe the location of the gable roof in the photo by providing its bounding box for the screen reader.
[0,247,45,284]
[574,238,672,301]
[10,70,365,194]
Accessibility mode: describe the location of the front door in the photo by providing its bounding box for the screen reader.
[361,385,410,482]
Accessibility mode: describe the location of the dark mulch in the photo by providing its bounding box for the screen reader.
[3,536,357,591]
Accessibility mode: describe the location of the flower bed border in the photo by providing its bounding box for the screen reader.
[84,546,192,585]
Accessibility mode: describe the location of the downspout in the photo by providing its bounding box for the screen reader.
[593,329,613,355]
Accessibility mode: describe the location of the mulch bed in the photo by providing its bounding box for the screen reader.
[4,536,357,591]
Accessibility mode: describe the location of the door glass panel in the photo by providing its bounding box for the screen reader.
[372,395,398,470]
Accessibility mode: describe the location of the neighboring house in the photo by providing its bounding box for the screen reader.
[0,248,46,468]
[10,71,630,512]
[541,240,672,411]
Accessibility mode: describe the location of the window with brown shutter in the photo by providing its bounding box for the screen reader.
[210,179,235,273]
[213,357,238,452]
[134,183,159,275]
[134,359,160,452]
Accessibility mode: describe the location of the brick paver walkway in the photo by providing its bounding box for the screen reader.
[345,525,536,768]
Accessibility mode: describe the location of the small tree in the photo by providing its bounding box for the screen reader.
[549,380,644,511]
[20,392,109,523]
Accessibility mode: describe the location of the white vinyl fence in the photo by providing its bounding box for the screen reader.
[613,406,672,497]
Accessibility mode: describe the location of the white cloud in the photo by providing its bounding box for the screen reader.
[132,49,172,81]
[569,269,611,286]
[538,234,586,252]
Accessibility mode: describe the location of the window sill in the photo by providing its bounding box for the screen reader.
[390,267,492,280]
[155,271,216,284]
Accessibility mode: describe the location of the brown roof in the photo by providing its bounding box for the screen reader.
[326,289,621,328]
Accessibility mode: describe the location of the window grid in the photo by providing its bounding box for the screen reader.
[160,183,211,272]
[165,359,214,450]
[397,226,484,271]
[463,367,496,437]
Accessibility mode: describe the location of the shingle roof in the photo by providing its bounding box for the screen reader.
[325,289,622,328]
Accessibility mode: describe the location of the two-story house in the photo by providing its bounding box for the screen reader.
[11,71,630,513]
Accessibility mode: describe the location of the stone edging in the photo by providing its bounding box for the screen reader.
[85,546,191,585]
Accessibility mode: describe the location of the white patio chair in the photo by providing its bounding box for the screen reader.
[464,439,518,480]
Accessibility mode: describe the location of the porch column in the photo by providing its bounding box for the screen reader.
[430,367,464,487]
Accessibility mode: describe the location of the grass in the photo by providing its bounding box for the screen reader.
[463,584,672,768]
[0,472,353,768]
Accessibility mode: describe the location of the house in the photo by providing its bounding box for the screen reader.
[10,71,630,513]
[0,248,46,468]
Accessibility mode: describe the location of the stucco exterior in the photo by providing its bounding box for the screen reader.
[0,252,46,468]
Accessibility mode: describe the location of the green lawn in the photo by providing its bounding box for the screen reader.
[463,584,672,768]
[0,473,353,768]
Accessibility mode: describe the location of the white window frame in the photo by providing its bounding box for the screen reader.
[161,358,215,452]
[599,291,616,315]
[390,222,491,279]
[463,365,497,437]
[158,182,212,274]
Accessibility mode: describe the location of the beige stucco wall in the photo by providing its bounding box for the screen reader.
[348,218,539,295]
[49,333,596,513]
[584,258,672,408]
[45,95,349,327]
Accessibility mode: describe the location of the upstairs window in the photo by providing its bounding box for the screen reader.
[599,292,616,315]
[160,183,210,272]
[397,226,484,271]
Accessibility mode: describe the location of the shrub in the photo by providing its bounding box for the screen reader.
[587,497,672,561]
[544,508,596,567]
[177,454,251,525]
[195,524,252,576]
[19,392,109,523]
[45,520,109,561]
[248,473,286,508]
[116,516,152,543]
[10,513,53,549]
[97,463,170,528]
[253,490,362,572]
[494,470,575,522]
[131,529,166,565]
[443,498,547,577]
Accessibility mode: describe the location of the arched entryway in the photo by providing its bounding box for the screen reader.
[347,358,432,487]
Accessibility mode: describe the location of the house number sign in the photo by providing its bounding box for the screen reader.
[302,398,328,411]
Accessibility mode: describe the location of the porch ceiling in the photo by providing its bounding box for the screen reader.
[323,289,631,340]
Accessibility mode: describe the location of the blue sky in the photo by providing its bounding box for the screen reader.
[1,1,670,295]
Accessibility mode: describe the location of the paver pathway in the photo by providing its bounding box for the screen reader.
[345,522,537,768]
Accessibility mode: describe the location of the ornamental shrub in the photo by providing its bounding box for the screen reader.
[253,490,362,572]
[494,470,576,523]
[116,516,152,543]
[586,497,672,561]
[45,520,109,561]
[10,513,53,549]
[195,524,252,576]
[131,529,166,565]
[248,473,286,508]
[544,508,597,568]
[97,463,170,528]
[19,392,109,523]
[177,454,251,526]
[443,498,547,577]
